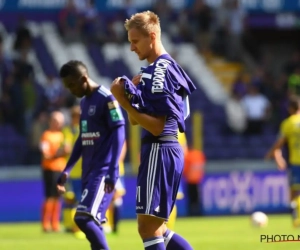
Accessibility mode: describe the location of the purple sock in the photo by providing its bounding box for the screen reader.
[143,236,166,250]
[75,216,109,250]
[164,229,193,250]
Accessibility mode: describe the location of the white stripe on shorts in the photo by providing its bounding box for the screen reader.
[146,143,159,214]
[91,176,105,217]
[143,238,164,247]
[146,144,155,214]
[164,231,174,247]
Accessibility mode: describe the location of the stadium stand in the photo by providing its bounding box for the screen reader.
[1,0,299,166]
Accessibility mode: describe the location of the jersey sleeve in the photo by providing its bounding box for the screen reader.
[279,119,289,138]
[105,95,125,128]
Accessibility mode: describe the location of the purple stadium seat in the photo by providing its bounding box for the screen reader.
[33,37,58,77]
[247,136,263,146]
[0,19,278,164]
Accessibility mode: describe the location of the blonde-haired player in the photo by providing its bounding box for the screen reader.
[265,97,300,227]
[111,10,195,250]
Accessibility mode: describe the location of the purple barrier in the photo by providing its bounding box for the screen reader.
[0,176,187,222]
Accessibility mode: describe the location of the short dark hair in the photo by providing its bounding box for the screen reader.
[59,60,87,78]
[288,96,300,111]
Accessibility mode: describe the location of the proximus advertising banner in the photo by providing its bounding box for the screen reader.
[201,170,290,215]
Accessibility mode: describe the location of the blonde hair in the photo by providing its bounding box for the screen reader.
[124,11,161,37]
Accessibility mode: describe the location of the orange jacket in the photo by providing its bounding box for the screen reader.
[183,149,205,184]
[40,130,66,172]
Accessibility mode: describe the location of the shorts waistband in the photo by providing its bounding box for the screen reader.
[141,135,178,145]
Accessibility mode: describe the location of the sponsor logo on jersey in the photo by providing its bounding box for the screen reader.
[81,132,100,146]
[107,101,119,109]
[152,58,171,93]
[110,108,123,122]
[81,120,88,132]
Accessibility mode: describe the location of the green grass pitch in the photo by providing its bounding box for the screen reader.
[1,215,300,250]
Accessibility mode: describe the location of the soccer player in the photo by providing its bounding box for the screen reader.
[265,97,300,227]
[40,111,66,232]
[110,11,196,250]
[57,60,125,250]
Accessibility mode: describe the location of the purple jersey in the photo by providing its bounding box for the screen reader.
[79,85,125,182]
[124,54,196,139]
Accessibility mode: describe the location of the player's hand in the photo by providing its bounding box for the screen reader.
[111,78,128,107]
[276,159,287,171]
[104,183,115,193]
[57,183,66,194]
[104,182,115,193]
[104,175,115,193]
[57,172,68,194]
[111,78,124,96]
[132,75,141,86]
[111,77,124,88]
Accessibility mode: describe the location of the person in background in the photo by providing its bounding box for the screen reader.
[288,65,300,97]
[265,97,300,227]
[241,84,270,134]
[183,145,205,216]
[40,111,66,232]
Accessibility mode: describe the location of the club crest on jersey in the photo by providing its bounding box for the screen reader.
[88,105,96,116]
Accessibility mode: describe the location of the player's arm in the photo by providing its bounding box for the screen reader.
[128,114,138,125]
[57,135,82,184]
[273,148,287,171]
[265,137,286,159]
[124,104,166,136]
[104,95,126,192]
[111,77,167,136]
[125,103,166,136]
[119,141,127,163]
[105,124,125,190]
[125,74,142,126]
[53,145,69,158]
[265,136,287,170]
[266,119,287,158]
[111,80,166,135]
